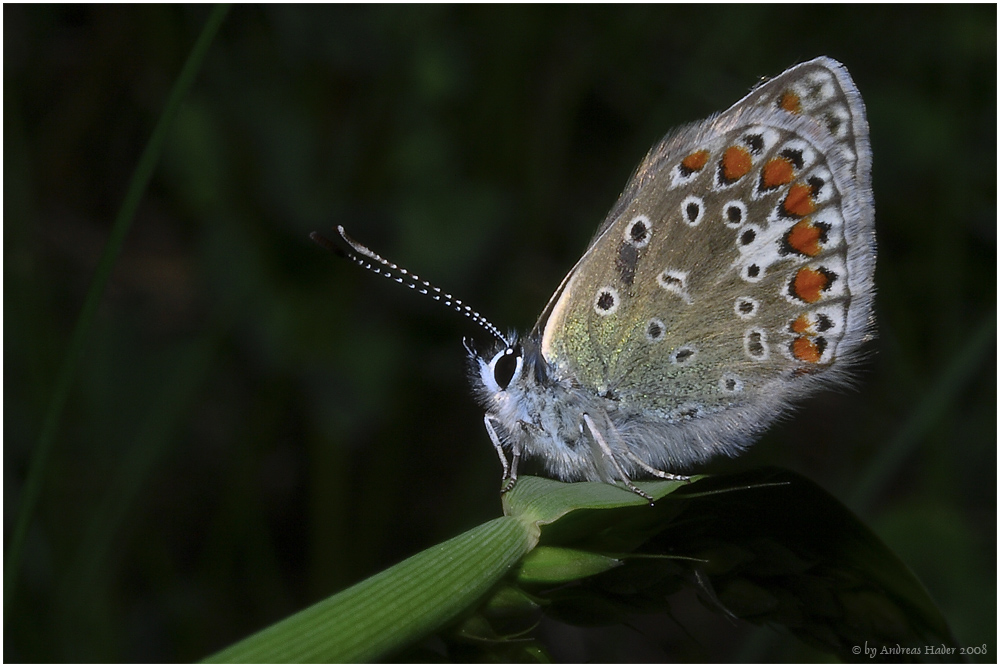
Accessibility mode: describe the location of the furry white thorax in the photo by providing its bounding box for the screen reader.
[470,334,740,485]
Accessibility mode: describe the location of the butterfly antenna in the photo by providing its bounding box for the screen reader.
[311,226,511,347]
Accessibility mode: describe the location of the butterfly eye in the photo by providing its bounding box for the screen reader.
[490,345,523,391]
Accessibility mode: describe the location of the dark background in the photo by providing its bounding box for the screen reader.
[5,5,995,662]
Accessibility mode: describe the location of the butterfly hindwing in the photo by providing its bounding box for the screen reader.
[539,57,875,425]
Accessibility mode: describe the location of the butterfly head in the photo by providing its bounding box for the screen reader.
[475,341,523,394]
[466,333,552,408]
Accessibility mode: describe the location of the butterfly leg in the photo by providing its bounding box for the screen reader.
[502,444,520,495]
[583,414,653,502]
[626,452,690,482]
[485,415,520,493]
[483,415,509,478]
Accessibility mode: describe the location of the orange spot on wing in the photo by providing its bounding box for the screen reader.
[791,314,812,334]
[792,267,831,303]
[792,336,821,363]
[779,91,801,114]
[783,183,817,217]
[721,146,753,181]
[681,150,710,172]
[786,219,823,256]
[761,157,795,189]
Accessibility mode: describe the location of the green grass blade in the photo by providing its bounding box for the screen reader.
[203,515,537,663]
[3,4,230,613]
[502,474,690,526]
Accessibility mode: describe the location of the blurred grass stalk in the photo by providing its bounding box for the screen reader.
[4,4,231,614]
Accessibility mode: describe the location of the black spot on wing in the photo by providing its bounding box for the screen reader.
[616,241,639,287]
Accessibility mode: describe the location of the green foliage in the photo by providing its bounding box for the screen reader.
[514,471,955,661]
[205,470,957,662]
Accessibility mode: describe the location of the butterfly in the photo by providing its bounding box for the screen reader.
[317,56,875,500]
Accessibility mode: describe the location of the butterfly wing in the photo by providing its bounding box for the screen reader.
[536,57,875,464]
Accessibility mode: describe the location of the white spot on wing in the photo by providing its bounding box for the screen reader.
[680,195,704,226]
[624,215,652,248]
[593,286,621,316]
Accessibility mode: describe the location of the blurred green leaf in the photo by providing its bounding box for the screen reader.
[532,469,958,661]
